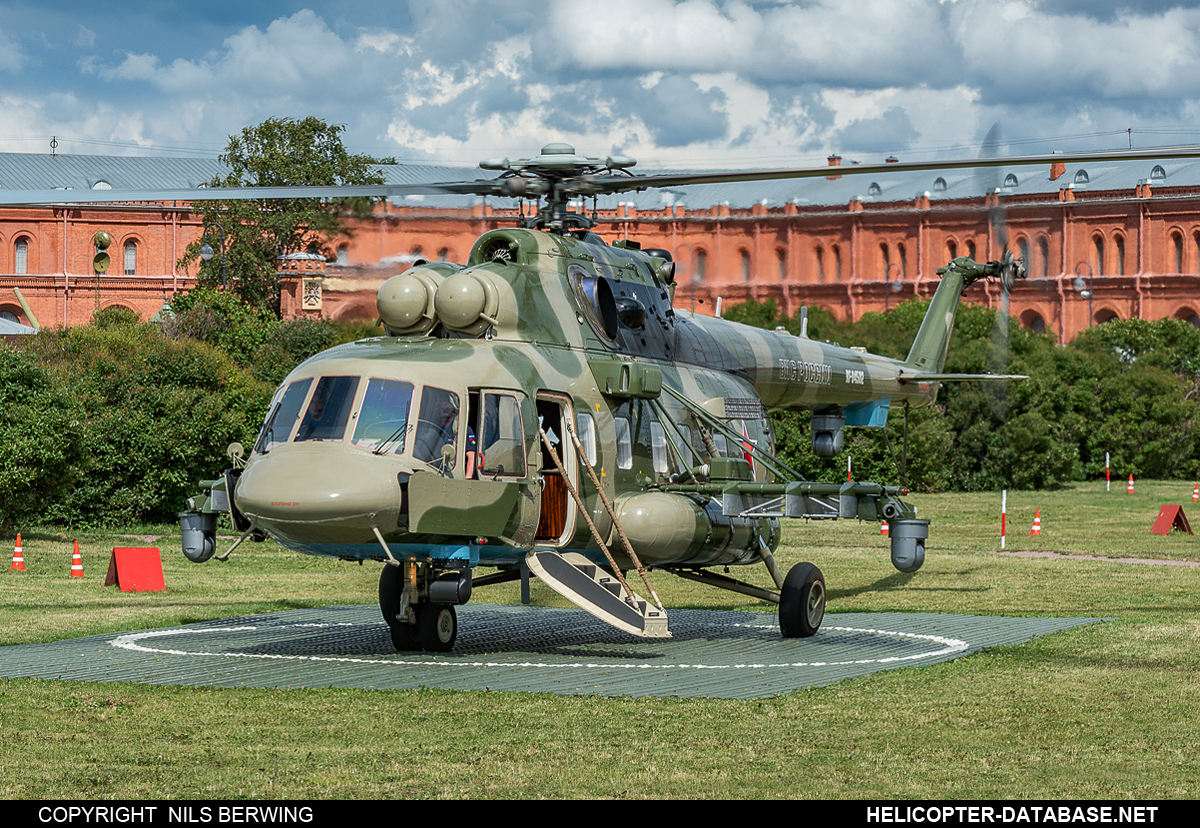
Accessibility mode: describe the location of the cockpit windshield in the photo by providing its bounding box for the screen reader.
[254,377,312,454]
[352,378,414,454]
[295,376,360,442]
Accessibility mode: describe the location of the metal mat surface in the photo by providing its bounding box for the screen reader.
[0,605,1105,699]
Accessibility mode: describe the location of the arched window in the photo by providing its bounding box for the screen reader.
[815,246,825,283]
[1095,308,1119,325]
[1175,307,1200,327]
[879,242,890,277]
[1151,165,1166,181]
[1038,236,1050,278]
[933,177,947,192]
[694,249,707,283]
[15,237,28,275]
[898,242,907,279]
[739,249,751,282]
[124,241,137,276]
[1004,173,1019,188]
[1114,234,1126,276]
[868,182,882,196]
[1019,310,1046,335]
[776,248,787,281]
[966,239,976,260]
[1074,169,1090,185]
[833,245,843,280]
[1093,234,1104,276]
[946,239,957,262]
[92,180,112,190]
[1173,231,1184,273]
[437,248,450,262]
[336,245,349,266]
[1017,237,1030,270]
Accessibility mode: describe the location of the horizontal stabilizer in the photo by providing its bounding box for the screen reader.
[525,550,670,638]
[898,371,1027,383]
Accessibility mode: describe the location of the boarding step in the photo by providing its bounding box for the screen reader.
[525,550,670,638]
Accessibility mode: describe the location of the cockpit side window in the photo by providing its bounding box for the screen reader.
[478,391,527,478]
[295,376,360,442]
[352,378,414,454]
[414,386,461,472]
[255,377,312,454]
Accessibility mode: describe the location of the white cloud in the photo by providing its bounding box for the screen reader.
[0,29,30,73]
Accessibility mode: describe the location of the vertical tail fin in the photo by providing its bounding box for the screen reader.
[905,265,968,372]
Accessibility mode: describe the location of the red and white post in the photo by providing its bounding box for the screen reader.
[1001,490,1007,550]
[1106,452,1110,492]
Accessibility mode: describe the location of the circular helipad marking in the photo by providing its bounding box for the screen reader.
[0,606,1105,698]
[110,620,968,671]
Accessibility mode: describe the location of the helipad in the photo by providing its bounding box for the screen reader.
[0,605,1104,698]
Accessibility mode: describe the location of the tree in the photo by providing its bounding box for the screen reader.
[178,117,394,313]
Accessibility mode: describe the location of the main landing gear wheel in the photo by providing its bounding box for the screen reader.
[418,603,457,652]
[379,565,419,652]
[779,562,825,638]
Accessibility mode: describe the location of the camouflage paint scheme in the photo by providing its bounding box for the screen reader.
[225,225,967,572]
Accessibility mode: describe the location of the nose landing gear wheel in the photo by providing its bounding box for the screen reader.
[779,562,825,638]
[419,603,457,652]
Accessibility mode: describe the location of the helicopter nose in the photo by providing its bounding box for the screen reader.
[234,447,402,543]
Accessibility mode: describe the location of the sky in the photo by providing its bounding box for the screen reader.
[4,0,1200,171]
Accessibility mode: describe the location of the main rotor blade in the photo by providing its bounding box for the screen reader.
[577,145,1200,195]
[0,179,504,207]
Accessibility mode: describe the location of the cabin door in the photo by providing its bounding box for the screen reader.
[535,394,577,546]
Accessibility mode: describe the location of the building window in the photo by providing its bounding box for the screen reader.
[946,239,957,261]
[1093,235,1104,276]
[336,245,349,266]
[1115,235,1126,276]
[1038,237,1051,278]
[124,241,137,276]
[1151,165,1166,181]
[898,243,907,279]
[1004,173,1019,188]
[15,238,28,274]
[776,248,787,281]
[92,180,112,190]
[1074,169,1090,185]
[833,245,843,280]
[694,249,707,283]
[739,249,751,282]
[966,240,976,260]
[933,177,947,192]
[437,248,450,262]
[1018,238,1030,270]
[815,246,825,283]
[1173,232,1184,273]
[868,182,882,196]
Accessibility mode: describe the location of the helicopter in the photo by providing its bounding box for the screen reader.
[8,141,1200,651]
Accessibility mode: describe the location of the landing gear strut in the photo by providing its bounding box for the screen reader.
[378,563,463,652]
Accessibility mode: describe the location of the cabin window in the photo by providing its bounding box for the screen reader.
[576,412,597,466]
[255,378,313,453]
[650,422,669,474]
[677,425,695,468]
[352,378,414,454]
[615,417,632,469]
[711,432,729,457]
[478,391,527,477]
[295,376,360,443]
[413,386,462,471]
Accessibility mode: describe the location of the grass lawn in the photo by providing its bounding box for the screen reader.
[1,479,1198,798]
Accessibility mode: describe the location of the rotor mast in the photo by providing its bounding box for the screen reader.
[478,143,637,233]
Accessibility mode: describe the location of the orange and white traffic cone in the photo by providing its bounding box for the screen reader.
[69,541,83,578]
[1029,509,1042,536]
[1128,474,1135,494]
[1192,483,1197,502]
[881,520,890,536]
[9,534,25,571]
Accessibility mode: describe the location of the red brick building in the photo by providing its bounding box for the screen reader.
[4,152,1200,340]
